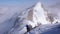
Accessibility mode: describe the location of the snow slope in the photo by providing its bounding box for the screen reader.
[27,23,60,34]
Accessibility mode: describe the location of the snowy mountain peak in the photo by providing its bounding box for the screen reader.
[17,2,59,28]
[35,2,42,7]
[33,2,43,10]
[33,2,49,24]
[26,2,60,28]
[16,2,52,28]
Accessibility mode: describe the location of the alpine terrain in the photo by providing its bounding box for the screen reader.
[0,2,60,34]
